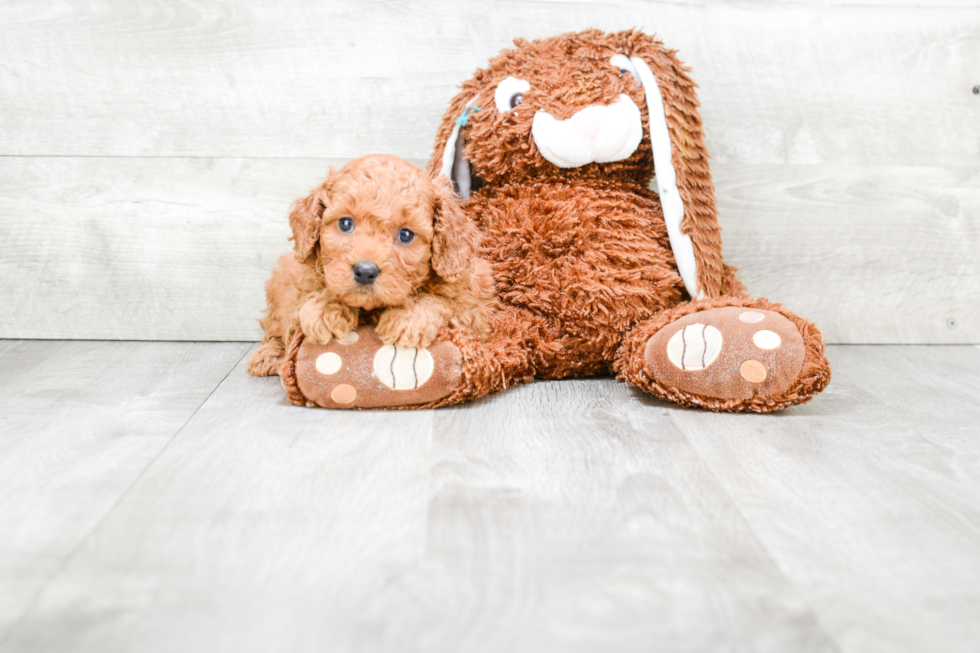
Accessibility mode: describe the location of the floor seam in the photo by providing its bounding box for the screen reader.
[667,411,845,653]
[0,343,252,650]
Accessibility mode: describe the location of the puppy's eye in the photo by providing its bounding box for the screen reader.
[494,76,530,114]
[618,69,630,78]
[398,228,415,244]
[338,217,354,232]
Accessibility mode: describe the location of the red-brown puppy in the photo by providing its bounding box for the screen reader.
[247,154,494,377]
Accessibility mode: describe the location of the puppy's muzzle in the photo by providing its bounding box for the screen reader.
[353,262,380,285]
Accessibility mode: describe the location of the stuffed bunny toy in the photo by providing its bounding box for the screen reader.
[281,28,830,412]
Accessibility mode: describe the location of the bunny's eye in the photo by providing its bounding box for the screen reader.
[495,76,531,113]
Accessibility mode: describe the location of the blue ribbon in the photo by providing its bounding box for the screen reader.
[455,105,481,127]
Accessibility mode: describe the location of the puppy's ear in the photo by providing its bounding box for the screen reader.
[288,169,335,265]
[431,175,479,283]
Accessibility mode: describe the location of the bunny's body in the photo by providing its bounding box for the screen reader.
[282,30,831,412]
[466,182,681,376]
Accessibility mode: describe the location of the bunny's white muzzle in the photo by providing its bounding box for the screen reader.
[531,94,643,169]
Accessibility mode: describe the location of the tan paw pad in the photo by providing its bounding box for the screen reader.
[739,360,768,383]
[330,384,357,404]
[291,325,461,408]
[336,331,359,345]
[645,306,806,401]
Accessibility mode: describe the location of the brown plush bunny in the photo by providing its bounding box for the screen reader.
[282,28,830,412]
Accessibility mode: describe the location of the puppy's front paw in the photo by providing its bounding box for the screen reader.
[299,296,358,345]
[247,339,285,377]
[376,306,446,348]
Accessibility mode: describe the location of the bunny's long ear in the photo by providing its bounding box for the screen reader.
[430,96,480,199]
[625,43,732,300]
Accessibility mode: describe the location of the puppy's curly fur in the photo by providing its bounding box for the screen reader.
[247,154,494,377]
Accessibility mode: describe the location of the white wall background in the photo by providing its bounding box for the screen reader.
[1,0,977,343]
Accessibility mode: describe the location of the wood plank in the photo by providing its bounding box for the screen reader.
[827,344,980,483]
[0,1,976,165]
[0,156,338,341]
[669,344,980,653]
[0,353,836,653]
[420,379,834,652]
[2,343,978,651]
[0,346,438,653]
[0,340,250,643]
[2,156,976,343]
[715,165,980,344]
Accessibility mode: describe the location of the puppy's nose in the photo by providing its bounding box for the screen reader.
[353,261,380,285]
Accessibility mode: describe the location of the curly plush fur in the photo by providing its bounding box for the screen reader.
[247,154,494,377]
[415,28,829,411]
[614,296,830,412]
[278,29,831,413]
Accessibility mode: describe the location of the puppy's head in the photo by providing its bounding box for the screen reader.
[289,154,478,311]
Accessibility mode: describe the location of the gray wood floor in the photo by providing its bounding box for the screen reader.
[1,341,978,653]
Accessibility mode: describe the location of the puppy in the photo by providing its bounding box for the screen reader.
[247,154,494,377]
